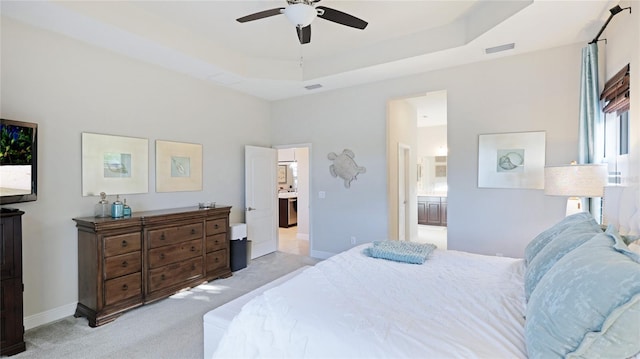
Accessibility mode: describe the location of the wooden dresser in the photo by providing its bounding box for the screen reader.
[0,210,26,356]
[73,206,231,327]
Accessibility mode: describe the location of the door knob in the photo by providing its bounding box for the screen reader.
[247,207,256,211]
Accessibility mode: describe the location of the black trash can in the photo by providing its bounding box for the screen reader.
[230,223,247,271]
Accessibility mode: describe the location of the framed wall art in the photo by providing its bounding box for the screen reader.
[155,140,203,192]
[81,133,149,196]
[477,131,546,189]
[278,165,287,183]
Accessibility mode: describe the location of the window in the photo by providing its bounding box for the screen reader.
[601,64,630,185]
[619,111,629,155]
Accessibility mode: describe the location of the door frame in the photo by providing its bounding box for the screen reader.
[398,143,411,241]
[274,143,313,256]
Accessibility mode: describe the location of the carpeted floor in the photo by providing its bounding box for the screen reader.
[12,251,320,359]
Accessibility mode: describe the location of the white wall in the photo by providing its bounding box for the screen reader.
[1,18,271,328]
[417,125,448,158]
[387,99,418,241]
[271,89,389,257]
[273,43,587,258]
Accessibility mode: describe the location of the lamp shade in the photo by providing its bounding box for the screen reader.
[544,164,608,197]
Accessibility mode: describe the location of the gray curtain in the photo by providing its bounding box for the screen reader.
[578,43,603,221]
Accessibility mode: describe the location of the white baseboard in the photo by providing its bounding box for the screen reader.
[24,302,76,330]
[310,249,335,260]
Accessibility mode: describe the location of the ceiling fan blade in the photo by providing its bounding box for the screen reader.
[296,25,311,44]
[236,8,284,23]
[316,6,368,30]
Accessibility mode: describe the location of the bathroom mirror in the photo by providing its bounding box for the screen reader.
[418,156,447,195]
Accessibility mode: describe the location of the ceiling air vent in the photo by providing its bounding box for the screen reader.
[485,43,515,54]
[305,84,323,90]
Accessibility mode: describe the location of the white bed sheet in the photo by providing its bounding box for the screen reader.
[213,244,527,359]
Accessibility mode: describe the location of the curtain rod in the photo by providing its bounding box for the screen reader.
[589,5,632,44]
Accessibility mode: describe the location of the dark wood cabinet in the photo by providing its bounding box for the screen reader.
[417,201,427,224]
[278,197,297,228]
[417,196,447,227]
[1,210,26,356]
[73,206,231,327]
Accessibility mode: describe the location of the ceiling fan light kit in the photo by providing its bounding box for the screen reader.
[236,0,368,44]
[283,3,317,27]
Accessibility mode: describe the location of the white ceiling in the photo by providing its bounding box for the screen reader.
[1,0,615,104]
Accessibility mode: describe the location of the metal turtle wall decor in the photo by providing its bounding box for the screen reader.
[327,149,366,188]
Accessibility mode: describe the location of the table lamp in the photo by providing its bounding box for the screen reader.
[544,163,608,216]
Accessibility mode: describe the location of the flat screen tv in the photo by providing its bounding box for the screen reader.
[1,119,38,204]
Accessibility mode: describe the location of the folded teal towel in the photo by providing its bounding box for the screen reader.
[363,240,436,264]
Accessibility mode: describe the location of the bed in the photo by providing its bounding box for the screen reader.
[206,186,640,359]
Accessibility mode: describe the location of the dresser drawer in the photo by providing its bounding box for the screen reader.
[147,257,203,293]
[104,232,141,257]
[148,223,203,248]
[206,249,228,273]
[148,239,202,269]
[206,219,227,235]
[104,252,141,280]
[104,272,142,306]
[206,233,227,252]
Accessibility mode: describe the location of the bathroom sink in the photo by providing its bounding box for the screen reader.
[278,192,297,199]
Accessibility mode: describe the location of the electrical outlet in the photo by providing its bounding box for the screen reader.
[350,236,356,245]
[319,191,326,199]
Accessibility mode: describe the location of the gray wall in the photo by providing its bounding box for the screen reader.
[272,43,586,258]
[1,18,271,327]
[2,4,638,331]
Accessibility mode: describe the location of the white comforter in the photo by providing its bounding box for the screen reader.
[213,245,527,358]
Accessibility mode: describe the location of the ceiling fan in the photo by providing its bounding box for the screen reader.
[236,0,368,44]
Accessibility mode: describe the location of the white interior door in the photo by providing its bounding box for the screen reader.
[245,145,278,259]
[398,143,411,241]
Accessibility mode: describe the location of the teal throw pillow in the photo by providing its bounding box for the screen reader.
[524,218,601,301]
[525,229,640,359]
[524,212,595,265]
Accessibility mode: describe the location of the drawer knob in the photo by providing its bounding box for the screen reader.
[190,246,196,252]
[121,261,128,267]
[214,257,219,263]
[122,284,128,291]
[161,274,165,281]
[214,224,219,229]
[160,253,165,260]
[191,228,196,234]
[121,240,128,247]
[214,240,219,245]
[191,264,196,270]
[160,233,165,240]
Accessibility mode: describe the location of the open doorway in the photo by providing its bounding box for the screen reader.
[388,90,448,249]
[412,90,448,249]
[276,145,310,256]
